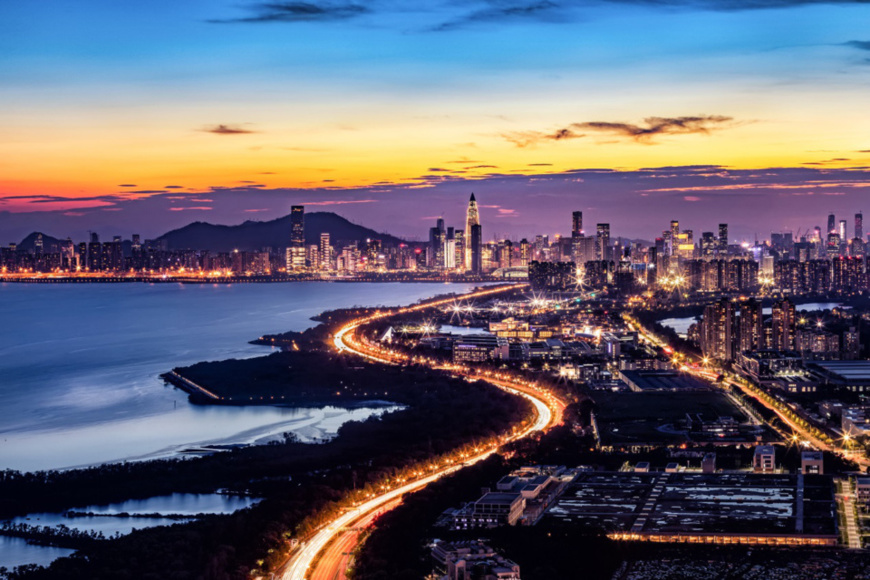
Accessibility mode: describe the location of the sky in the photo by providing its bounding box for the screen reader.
[1,0,869,242]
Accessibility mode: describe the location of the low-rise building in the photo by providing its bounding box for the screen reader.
[702,452,716,474]
[801,451,824,475]
[753,445,776,473]
[431,540,521,580]
[842,407,870,437]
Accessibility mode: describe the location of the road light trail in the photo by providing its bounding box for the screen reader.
[281,284,565,580]
[624,312,869,469]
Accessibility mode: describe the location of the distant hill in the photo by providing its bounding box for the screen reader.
[157,212,405,252]
[16,232,66,252]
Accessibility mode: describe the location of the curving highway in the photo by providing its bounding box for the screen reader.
[280,285,564,580]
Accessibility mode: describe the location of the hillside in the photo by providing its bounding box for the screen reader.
[156,212,405,252]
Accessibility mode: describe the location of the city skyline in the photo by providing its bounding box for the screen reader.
[2,1,870,241]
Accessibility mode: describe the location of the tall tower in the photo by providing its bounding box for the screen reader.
[596,223,610,261]
[718,223,728,254]
[827,213,836,234]
[856,212,864,241]
[287,205,306,270]
[465,193,480,270]
[319,233,331,271]
[572,211,583,238]
[839,219,847,241]
[670,220,680,256]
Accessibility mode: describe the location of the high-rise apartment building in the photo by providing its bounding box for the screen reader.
[701,298,735,361]
[737,299,764,353]
[771,298,796,351]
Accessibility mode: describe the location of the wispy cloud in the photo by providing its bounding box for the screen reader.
[297,199,378,206]
[844,40,870,51]
[201,124,257,135]
[433,1,562,31]
[210,1,368,24]
[505,115,736,147]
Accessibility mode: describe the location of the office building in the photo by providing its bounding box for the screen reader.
[465,193,480,270]
[287,205,306,270]
[596,223,610,261]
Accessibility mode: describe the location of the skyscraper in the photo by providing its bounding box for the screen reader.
[718,223,728,254]
[670,220,680,256]
[700,298,735,361]
[827,213,836,234]
[596,223,610,261]
[319,233,332,270]
[470,224,482,274]
[856,212,863,241]
[287,205,306,270]
[737,299,764,353]
[572,211,583,238]
[464,193,482,273]
[771,298,796,351]
[839,219,847,241]
[466,193,481,271]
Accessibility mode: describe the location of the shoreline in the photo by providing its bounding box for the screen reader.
[0,275,511,285]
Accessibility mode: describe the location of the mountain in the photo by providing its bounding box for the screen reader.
[16,232,67,252]
[157,212,406,252]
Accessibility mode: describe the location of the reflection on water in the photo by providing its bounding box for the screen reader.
[0,536,75,570]
[10,493,261,536]
[3,493,260,569]
[0,282,479,471]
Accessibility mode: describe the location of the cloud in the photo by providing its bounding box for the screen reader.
[433,1,562,31]
[844,40,870,51]
[505,115,735,146]
[211,2,368,24]
[169,206,213,211]
[296,199,378,206]
[202,124,257,135]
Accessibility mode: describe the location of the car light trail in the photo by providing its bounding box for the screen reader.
[282,284,564,580]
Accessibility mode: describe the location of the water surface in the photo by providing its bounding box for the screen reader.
[0,282,479,471]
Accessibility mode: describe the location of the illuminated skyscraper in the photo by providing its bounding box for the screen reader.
[670,220,680,256]
[572,211,583,238]
[855,212,863,240]
[718,223,728,254]
[470,224,482,274]
[466,193,480,271]
[839,219,847,241]
[596,223,610,261]
[771,298,796,351]
[700,298,735,361]
[737,299,764,353]
[287,205,306,270]
[827,213,836,234]
[320,233,332,270]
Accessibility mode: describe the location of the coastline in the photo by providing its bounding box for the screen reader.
[0,275,510,285]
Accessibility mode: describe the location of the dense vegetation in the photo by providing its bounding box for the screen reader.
[2,344,532,580]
